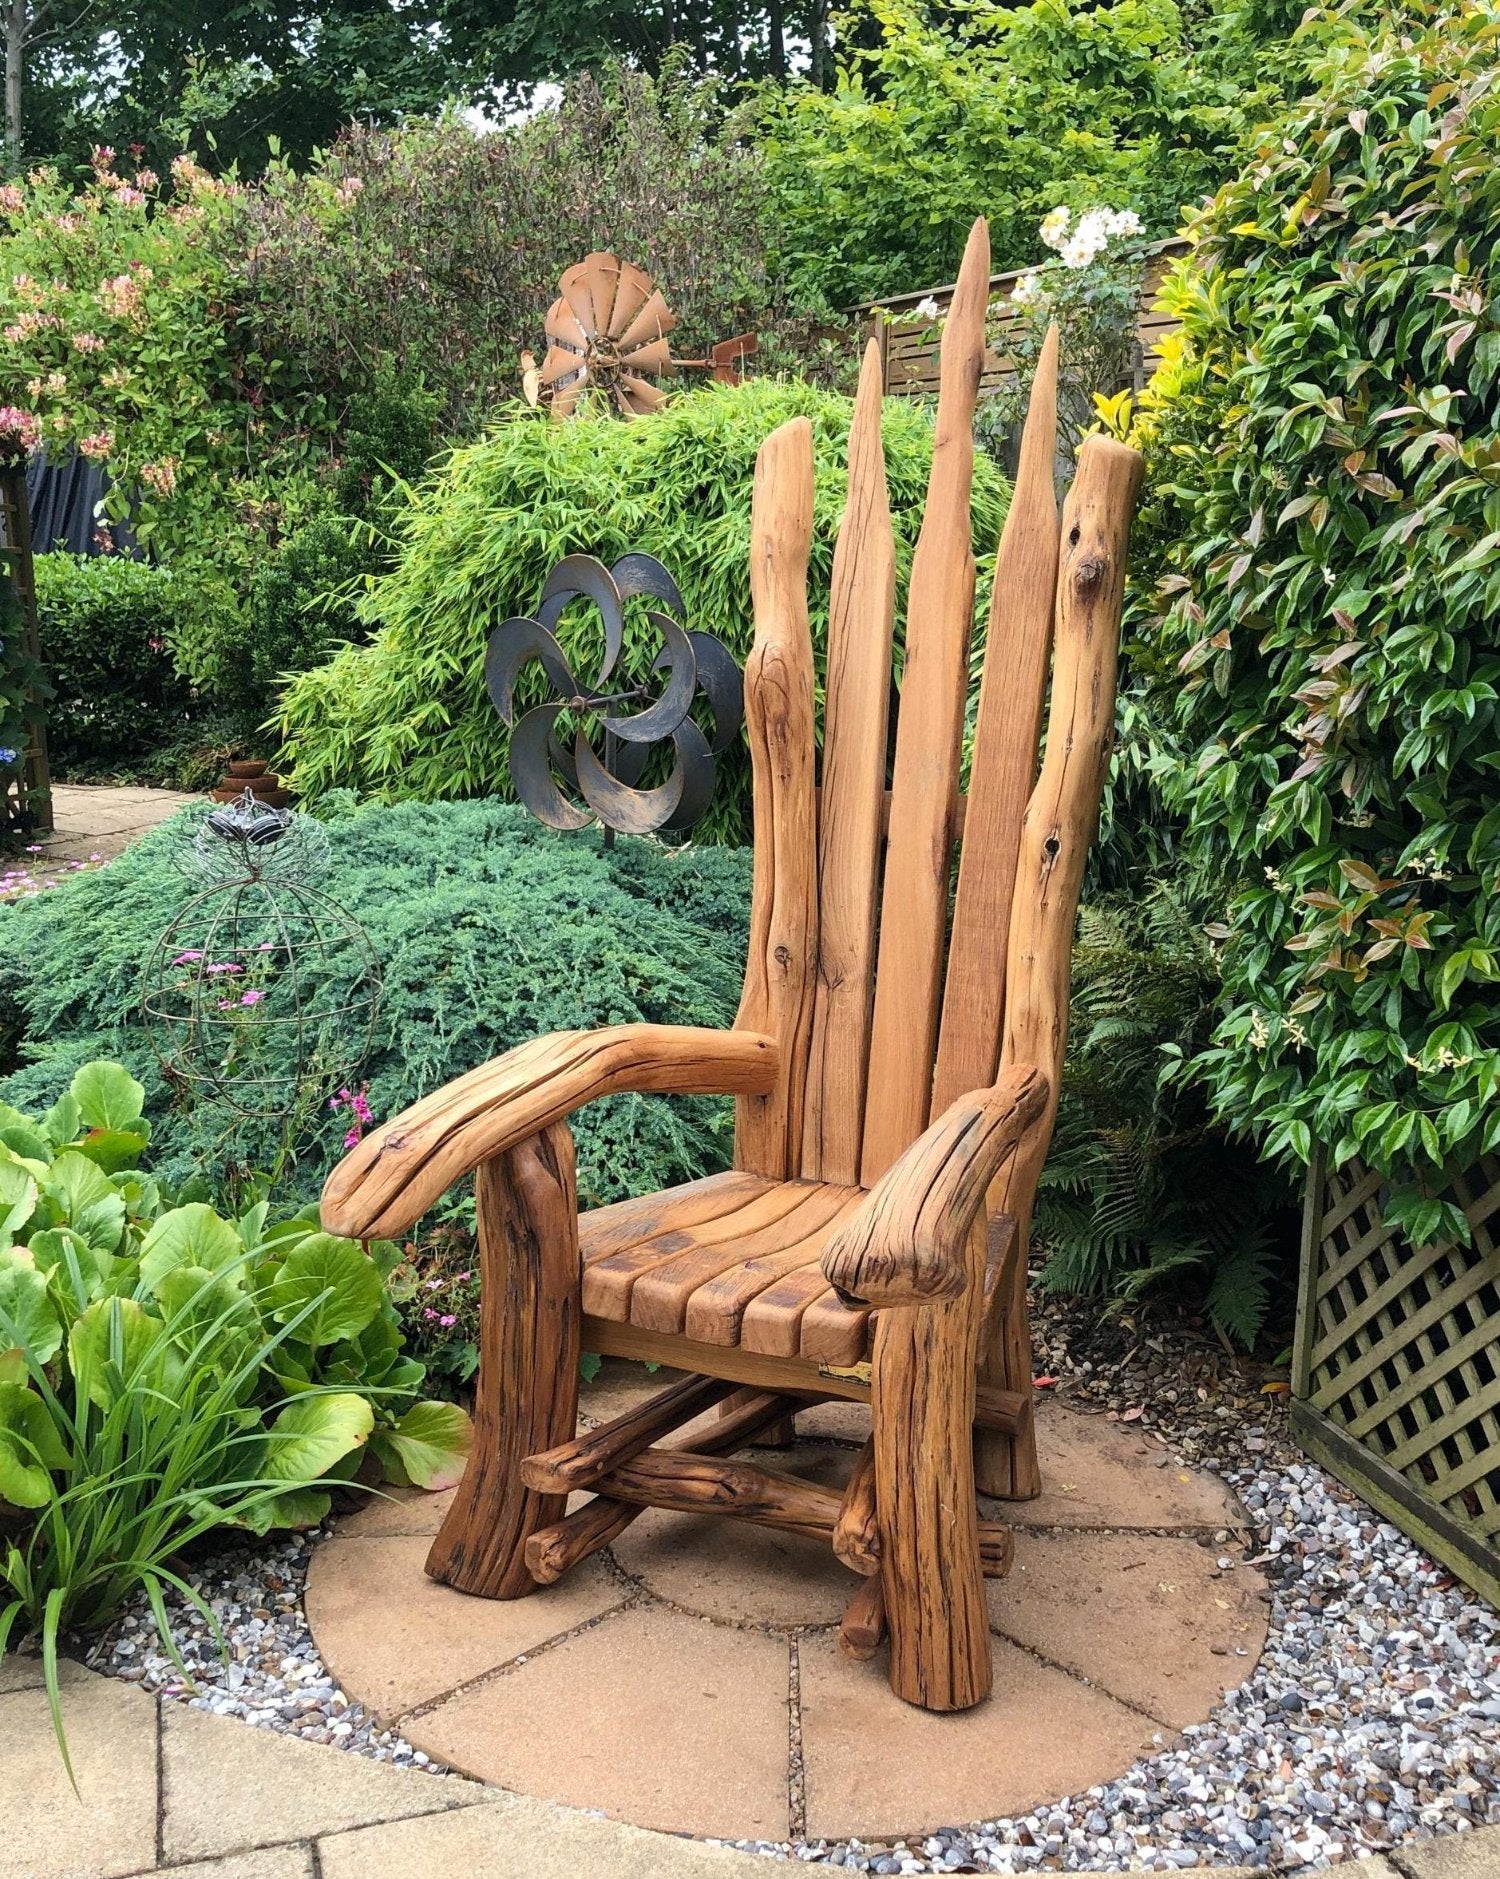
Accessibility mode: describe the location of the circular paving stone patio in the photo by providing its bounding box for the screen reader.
[306,1363,1270,1845]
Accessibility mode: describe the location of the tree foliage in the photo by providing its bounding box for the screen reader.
[757,0,1301,306]
[1118,0,1500,1252]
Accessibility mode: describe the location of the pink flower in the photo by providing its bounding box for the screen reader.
[91,144,115,172]
[0,406,41,459]
[115,187,145,209]
[71,331,105,353]
[204,961,243,975]
[140,456,178,497]
[239,988,265,1006]
[135,168,159,191]
[422,1308,438,1321]
[79,428,114,462]
[170,949,204,964]
[456,1271,472,1282]
[0,184,22,214]
[439,1314,457,1328]
[343,1128,362,1149]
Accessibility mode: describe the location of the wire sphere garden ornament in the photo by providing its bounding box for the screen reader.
[142,791,381,1123]
[486,551,743,840]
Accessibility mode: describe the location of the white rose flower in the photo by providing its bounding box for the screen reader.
[1072,208,1112,251]
[1038,206,1071,250]
[1059,233,1101,269]
[1106,207,1142,237]
[912,296,941,322]
[1011,271,1044,308]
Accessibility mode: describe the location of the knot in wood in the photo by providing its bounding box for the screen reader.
[1073,552,1108,593]
[774,943,793,968]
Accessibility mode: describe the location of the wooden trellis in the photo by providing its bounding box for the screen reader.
[1292,1148,1500,1607]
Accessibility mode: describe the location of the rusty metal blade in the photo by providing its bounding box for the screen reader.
[603,612,696,744]
[485,618,574,723]
[659,720,716,832]
[610,553,684,617]
[619,375,668,414]
[615,290,677,353]
[616,336,671,377]
[679,631,744,753]
[540,342,585,388]
[549,377,586,419]
[510,706,593,830]
[537,555,625,685]
[580,251,619,338]
[544,296,588,351]
[574,726,686,835]
[607,262,654,340]
[559,261,602,339]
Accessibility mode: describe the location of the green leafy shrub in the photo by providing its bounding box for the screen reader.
[0,798,755,1210]
[1122,0,1500,1251]
[1038,886,1296,1347]
[0,1060,469,1711]
[757,0,1297,307]
[33,556,198,774]
[276,381,1009,840]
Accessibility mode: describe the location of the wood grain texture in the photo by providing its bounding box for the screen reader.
[833,1436,880,1574]
[583,1314,873,1401]
[822,1066,1050,1308]
[594,1448,844,1539]
[322,1025,777,1240]
[861,217,990,1186]
[522,1389,797,1584]
[872,1214,991,1710]
[425,1123,580,1598]
[519,1372,735,1493]
[977,431,1144,1501]
[583,1179,820,1322]
[933,321,1062,1115]
[734,416,819,1180]
[839,1573,887,1660]
[801,337,896,1184]
[578,1172,772,1266]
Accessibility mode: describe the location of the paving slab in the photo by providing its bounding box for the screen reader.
[1395,1828,1500,1877]
[316,1791,775,1879]
[1005,1400,1244,1531]
[42,783,198,862]
[578,1356,693,1424]
[407,1605,792,1841]
[0,1649,45,1692]
[124,1853,315,1879]
[305,1534,625,1715]
[614,1500,858,1626]
[335,1485,457,1539]
[798,1630,1166,1842]
[0,1670,158,1879]
[989,1530,1268,1728]
[159,1702,477,1863]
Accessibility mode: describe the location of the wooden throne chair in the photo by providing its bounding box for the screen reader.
[322,216,1144,1714]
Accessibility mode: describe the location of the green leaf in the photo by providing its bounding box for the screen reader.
[70,1062,146,1133]
[0,1251,63,1364]
[261,1391,374,1485]
[268,1235,383,1347]
[44,1152,126,1256]
[72,1127,152,1176]
[0,1381,68,1507]
[0,1150,39,1247]
[67,1297,163,1410]
[40,1093,81,1151]
[241,1487,332,1533]
[369,1400,472,1490]
[139,1204,246,1294]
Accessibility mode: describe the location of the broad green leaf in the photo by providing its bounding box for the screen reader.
[261,1391,373,1484]
[44,1152,126,1256]
[0,1150,39,1246]
[70,1062,146,1133]
[0,1382,68,1508]
[0,1112,53,1166]
[370,1400,472,1491]
[241,1487,332,1534]
[140,1204,245,1294]
[72,1127,152,1176]
[67,1297,163,1409]
[0,1252,62,1364]
[156,1266,261,1369]
[268,1235,383,1346]
[40,1092,81,1151]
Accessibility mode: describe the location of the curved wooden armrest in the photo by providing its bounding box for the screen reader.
[820,1066,1049,1308]
[321,1024,779,1240]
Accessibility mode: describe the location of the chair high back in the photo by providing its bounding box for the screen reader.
[732,217,1143,1239]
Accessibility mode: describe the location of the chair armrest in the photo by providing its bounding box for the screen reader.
[820,1066,1049,1308]
[321,1024,778,1240]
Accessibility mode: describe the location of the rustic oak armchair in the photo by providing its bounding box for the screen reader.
[322,217,1143,1714]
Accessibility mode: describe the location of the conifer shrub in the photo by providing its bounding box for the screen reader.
[275,380,1009,844]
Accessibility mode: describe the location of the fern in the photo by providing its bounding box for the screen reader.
[1037,882,1295,1347]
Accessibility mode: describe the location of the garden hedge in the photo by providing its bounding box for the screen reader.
[1122,0,1500,1251]
[275,379,1009,844]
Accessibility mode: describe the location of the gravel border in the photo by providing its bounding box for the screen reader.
[90,1293,1500,1871]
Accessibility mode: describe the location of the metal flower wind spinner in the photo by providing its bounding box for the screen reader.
[142,790,381,1121]
[486,552,742,839]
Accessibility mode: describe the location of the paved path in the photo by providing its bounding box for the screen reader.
[0,1646,1491,1879]
[40,782,199,862]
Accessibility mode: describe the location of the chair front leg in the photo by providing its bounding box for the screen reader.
[426,1119,581,1599]
[871,1215,991,1711]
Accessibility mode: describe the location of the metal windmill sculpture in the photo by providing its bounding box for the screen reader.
[530,254,676,419]
[485,552,742,840]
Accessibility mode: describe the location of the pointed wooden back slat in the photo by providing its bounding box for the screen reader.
[858,217,991,1186]
[733,417,820,1180]
[800,340,897,1185]
[930,323,1062,1118]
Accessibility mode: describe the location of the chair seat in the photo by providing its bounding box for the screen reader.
[580,1173,873,1366]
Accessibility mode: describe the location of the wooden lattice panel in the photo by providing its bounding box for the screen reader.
[1293,1150,1500,1606]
